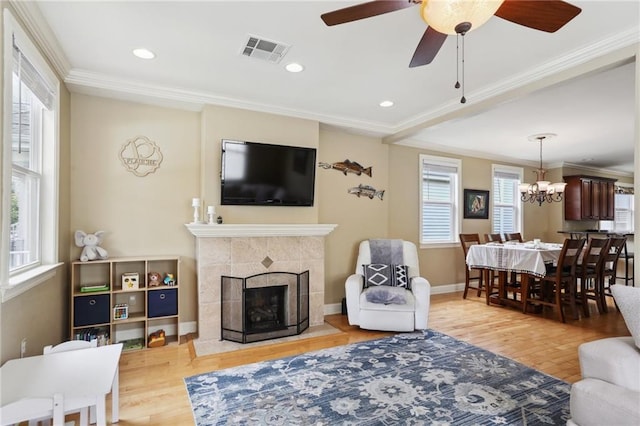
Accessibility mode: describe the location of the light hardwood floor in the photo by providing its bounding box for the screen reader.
[96,291,630,424]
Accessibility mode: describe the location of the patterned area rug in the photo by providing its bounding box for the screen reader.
[185,330,570,425]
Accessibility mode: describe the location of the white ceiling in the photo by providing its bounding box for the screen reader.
[30,0,639,174]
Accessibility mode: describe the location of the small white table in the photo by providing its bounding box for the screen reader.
[1,343,122,426]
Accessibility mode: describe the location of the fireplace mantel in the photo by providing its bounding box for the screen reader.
[185,223,337,238]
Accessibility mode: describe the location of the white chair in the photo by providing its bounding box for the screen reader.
[345,239,431,332]
[1,394,65,426]
[567,337,640,426]
[29,340,98,426]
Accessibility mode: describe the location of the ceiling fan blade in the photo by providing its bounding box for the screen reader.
[321,1,416,26]
[495,0,581,33]
[409,27,448,68]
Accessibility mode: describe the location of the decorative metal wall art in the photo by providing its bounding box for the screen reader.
[348,184,384,200]
[318,159,372,177]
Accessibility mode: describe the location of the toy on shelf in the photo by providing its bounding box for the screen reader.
[113,304,129,320]
[163,273,176,286]
[122,273,139,291]
[75,230,108,262]
[148,271,162,287]
[148,329,166,348]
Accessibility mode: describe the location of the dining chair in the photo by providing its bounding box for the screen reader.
[577,237,610,317]
[29,340,99,426]
[483,234,503,290]
[600,236,627,313]
[504,232,524,243]
[491,233,524,299]
[484,233,503,243]
[459,234,491,304]
[522,238,585,323]
[607,233,634,287]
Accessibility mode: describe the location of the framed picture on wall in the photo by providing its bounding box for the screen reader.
[464,189,489,219]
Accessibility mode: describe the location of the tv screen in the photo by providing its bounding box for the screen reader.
[221,139,316,206]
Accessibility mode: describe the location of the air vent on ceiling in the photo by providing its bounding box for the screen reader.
[241,35,290,64]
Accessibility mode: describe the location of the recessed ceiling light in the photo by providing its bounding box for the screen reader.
[285,63,304,73]
[133,48,155,59]
[379,100,394,108]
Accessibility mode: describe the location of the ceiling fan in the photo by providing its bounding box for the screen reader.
[321,0,582,68]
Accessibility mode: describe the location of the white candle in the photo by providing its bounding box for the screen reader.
[192,198,200,207]
[207,206,215,215]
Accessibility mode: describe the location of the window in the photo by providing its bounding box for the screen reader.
[492,165,523,235]
[613,192,634,232]
[2,10,60,301]
[420,155,461,245]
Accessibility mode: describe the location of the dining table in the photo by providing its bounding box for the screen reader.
[0,343,122,426]
[466,241,563,310]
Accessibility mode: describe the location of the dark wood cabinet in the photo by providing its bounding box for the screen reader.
[564,175,616,221]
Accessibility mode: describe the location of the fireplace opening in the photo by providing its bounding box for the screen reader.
[221,271,309,343]
[245,285,286,334]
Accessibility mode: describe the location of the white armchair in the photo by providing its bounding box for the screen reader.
[568,284,640,426]
[345,240,430,332]
[567,337,640,426]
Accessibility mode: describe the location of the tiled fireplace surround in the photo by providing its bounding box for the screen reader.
[186,224,337,343]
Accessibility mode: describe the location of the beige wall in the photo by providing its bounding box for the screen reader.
[69,95,201,324]
[1,2,71,363]
[387,145,585,287]
[200,104,319,225]
[318,127,389,304]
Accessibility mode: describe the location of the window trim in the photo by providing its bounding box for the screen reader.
[419,154,462,248]
[1,10,60,302]
[491,164,524,236]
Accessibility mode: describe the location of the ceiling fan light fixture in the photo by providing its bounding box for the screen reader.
[420,0,505,35]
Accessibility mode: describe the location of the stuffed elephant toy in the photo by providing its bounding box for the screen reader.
[75,230,108,262]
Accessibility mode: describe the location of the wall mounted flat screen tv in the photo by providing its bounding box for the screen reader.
[221,139,316,206]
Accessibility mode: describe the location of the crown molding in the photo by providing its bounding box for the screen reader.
[395,142,635,178]
[560,162,634,178]
[387,26,640,142]
[8,0,70,79]
[65,69,395,136]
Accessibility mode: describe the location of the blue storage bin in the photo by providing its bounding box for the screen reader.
[74,294,110,327]
[148,288,178,318]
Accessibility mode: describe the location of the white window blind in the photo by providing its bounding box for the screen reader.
[614,193,634,232]
[492,166,522,235]
[420,155,460,244]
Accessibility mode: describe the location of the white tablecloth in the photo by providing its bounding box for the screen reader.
[466,242,562,277]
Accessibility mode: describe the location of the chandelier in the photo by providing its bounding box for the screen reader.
[518,133,567,206]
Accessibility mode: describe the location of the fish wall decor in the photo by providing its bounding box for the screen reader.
[348,184,384,200]
[318,159,372,177]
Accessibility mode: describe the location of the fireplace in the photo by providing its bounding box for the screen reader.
[221,271,309,343]
[185,223,337,346]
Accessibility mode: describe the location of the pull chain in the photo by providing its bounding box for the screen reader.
[454,34,461,89]
[460,32,466,104]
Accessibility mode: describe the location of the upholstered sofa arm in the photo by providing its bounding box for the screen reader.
[579,337,640,392]
[411,277,431,330]
[345,274,364,326]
